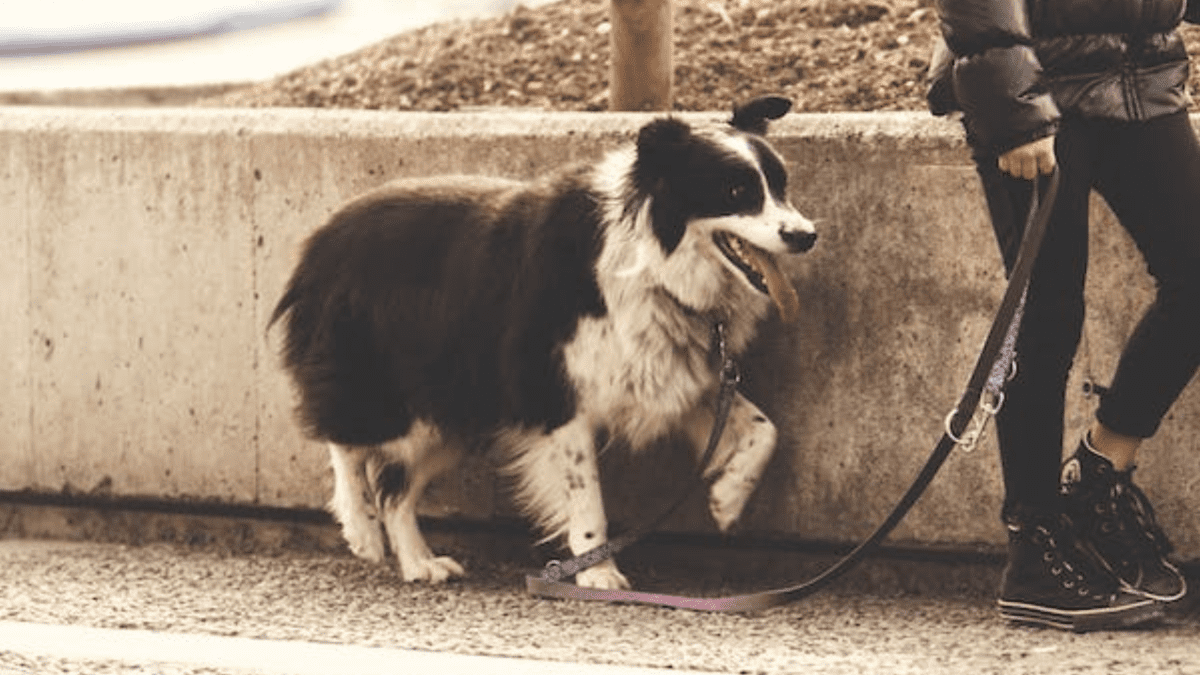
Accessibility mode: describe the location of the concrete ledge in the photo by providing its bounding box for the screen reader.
[2,107,1197,562]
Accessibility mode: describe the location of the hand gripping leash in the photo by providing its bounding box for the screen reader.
[528,169,1060,611]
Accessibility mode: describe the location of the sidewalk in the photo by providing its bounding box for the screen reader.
[1,538,1197,674]
[0,0,547,94]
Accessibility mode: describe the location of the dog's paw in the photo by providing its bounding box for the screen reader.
[708,472,758,532]
[575,559,631,590]
[398,555,466,583]
[339,519,387,563]
[347,536,388,564]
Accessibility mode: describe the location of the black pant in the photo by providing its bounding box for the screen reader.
[972,112,1200,516]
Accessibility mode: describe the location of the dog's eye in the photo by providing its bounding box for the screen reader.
[727,185,747,203]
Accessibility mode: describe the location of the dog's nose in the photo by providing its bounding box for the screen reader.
[780,229,817,253]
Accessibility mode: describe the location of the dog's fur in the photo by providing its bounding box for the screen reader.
[270,97,816,588]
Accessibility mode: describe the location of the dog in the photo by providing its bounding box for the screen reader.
[269,96,816,589]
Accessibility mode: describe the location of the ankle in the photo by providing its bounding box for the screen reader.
[1086,424,1139,471]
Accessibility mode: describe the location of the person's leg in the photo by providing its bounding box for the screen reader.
[974,119,1093,518]
[1091,112,1200,444]
[973,119,1161,630]
[1086,424,1139,470]
[1059,112,1200,602]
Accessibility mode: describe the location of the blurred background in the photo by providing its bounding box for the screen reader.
[0,0,550,92]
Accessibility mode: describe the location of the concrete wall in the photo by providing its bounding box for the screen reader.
[1,107,1196,559]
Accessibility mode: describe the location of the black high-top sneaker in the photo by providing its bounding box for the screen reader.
[997,509,1161,631]
[1060,437,1187,602]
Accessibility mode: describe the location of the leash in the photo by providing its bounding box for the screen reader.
[528,169,1060,611]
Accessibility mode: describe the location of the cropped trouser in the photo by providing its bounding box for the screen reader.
[971,111,1200,516]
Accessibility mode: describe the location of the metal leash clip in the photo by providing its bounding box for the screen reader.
[710,321,741,389]
[944,390,1004,453]
[947,287,1022,455]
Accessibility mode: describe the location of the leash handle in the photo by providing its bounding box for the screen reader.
[530,169,1060,611]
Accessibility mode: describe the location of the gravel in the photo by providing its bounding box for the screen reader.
[198,0,943,113]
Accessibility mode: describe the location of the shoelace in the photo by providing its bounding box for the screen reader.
[1114,470,1175,557]
[1033,522,1114,599]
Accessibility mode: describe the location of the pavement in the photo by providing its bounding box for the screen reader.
[1,533,1198,675]
[0,0,550,95]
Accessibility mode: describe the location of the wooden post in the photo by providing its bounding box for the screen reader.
[609,0,673,111]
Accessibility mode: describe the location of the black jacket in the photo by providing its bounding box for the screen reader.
[929,0,1200,155]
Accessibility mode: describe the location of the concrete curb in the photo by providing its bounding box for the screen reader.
[1,107,1197,562]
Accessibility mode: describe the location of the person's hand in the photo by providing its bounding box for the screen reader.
[998,136,1056,180]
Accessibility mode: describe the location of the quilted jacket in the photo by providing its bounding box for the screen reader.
[929,0,1200,155]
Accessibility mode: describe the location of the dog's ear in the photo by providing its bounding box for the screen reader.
[729,96,792,135]
[633,117,693,254]
[635,117,693,177]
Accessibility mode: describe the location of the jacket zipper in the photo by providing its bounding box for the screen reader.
[1121,26,1146,120]
[1126,0,1147,119]
[1122,60,1143,120]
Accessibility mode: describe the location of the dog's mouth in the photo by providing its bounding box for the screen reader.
[713,231,800,323]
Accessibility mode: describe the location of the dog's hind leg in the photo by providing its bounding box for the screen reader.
[328,443,388,563]
[685,392,777,532]
[504,419,630,590]
[377,420,466,583]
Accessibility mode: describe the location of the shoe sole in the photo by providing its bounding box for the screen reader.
[998,597,1162,633]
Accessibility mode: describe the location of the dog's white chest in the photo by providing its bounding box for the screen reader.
[563,310,714,448]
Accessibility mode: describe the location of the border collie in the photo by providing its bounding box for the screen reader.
[270,97,816,589]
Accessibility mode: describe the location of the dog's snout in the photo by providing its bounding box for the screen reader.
[780,228,817,253]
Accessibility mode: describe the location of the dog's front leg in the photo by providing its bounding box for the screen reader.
[685,392,777,531]
[508,418,630,589]
[559,419,631,590]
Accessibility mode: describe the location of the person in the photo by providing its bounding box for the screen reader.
[928,0,1200,631]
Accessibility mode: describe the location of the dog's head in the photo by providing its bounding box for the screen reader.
[628,96,816,322]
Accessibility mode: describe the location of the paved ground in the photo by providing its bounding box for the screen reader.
[0,0,549,93]
[1,537,1198,675]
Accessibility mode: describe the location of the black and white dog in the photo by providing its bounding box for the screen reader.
[270,97,816,589]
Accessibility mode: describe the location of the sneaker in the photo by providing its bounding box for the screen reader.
[1060,437,1187,602]
[997,510,1162,631]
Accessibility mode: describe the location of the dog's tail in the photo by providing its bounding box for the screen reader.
[267,284,296,331]
[266,271,309,345]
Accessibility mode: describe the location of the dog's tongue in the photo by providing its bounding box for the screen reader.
[743,246,799,323]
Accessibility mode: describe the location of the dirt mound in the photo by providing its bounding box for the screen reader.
[205,0,938,112]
